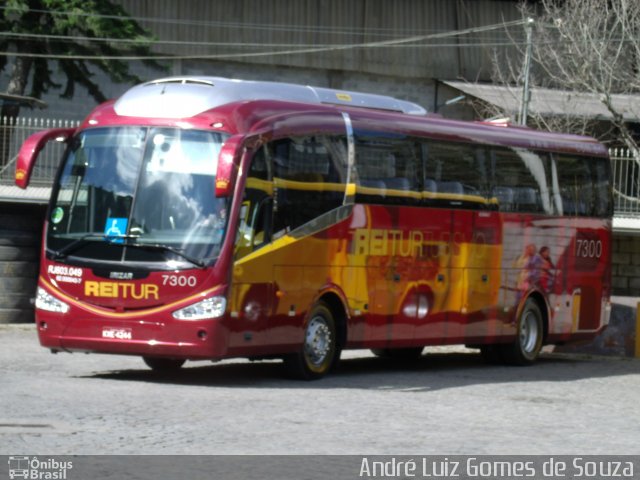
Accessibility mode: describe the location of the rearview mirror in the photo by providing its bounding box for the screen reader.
[15,128,75,188]
[215,135,245,197]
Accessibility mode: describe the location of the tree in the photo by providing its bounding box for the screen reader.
[487,0,640,151]
[0,0,164,164]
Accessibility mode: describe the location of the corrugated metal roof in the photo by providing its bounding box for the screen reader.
[443,81,640,122]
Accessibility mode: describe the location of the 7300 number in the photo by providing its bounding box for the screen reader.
[575,238,602,259]
[161,275,197,287]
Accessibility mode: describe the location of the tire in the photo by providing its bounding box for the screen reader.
[143,357,186,372]
[0,245,38,262]
[0,231,39,247]
[371,347,424,360]
[500,298,544,366]
[0,261,38,277]
[284,302,338,380]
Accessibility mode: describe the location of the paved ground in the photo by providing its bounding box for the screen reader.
[1,324,639,455]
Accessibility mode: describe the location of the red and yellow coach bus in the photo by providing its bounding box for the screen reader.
[16,77,612,379]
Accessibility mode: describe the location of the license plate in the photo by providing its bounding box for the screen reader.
[102,327,132,340]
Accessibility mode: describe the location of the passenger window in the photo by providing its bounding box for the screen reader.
[270,135,347,234]
[424,141,489,208]
[489,147,551,213]
[354,133,421,205]
[554,154,610,217]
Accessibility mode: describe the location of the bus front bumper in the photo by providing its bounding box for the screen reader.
[36,310,231,360]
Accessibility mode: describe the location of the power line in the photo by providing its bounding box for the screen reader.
[0,5,529,38]
[0,19,530,61]
[0,31,527,49]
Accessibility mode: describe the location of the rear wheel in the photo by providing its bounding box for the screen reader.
[143,357,186,372]
[501,298,544,365]
[284,302,338,380]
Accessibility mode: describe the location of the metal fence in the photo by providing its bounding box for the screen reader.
[0,116,80,186]
[610,147,640,218]
[1,116,640,218]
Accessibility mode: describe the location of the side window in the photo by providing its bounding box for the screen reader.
[489,147,551,214]
[592,157,613,217]
[354,133,421,205]
[236,147,273,259]
[555,154,610,217]
[270,135,347,235]
[424,141,489,208]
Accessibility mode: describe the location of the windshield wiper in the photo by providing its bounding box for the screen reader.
[50,234,208,269]
[123,241,208,269]
[49,233,123,260]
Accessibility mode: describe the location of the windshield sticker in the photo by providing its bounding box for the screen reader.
[104,217,128,241]
[51,207,64,224]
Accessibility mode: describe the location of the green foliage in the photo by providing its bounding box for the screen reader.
[0,0,165,103]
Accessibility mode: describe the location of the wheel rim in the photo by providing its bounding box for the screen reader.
[304,315,332,367]
[520,310,539,355]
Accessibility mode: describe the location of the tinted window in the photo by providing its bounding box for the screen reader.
[554,154,612,217]
[354,133,421,205]
[424,141,490,208]
[270,135,348,234]
[489,147,552,214]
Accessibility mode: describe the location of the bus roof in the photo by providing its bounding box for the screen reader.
[88,76,606,158]
[113,76,427,118]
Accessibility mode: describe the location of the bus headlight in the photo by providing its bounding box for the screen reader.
[35,287,70,314]
[172,296,226,320]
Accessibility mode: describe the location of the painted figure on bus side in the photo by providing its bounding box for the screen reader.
[537,246,556,293]
[514,243,541,295]
[514,244,557,298]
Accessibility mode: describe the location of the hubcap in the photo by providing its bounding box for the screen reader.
[304,316,332,367]
[520,310,539,354]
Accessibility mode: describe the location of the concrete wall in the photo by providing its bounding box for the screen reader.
[612,233,640,296]
[1,0,519,121]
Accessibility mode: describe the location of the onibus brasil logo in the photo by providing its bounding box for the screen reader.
[8,456,73,479]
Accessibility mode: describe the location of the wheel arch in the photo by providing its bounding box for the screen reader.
[317,290,348,351]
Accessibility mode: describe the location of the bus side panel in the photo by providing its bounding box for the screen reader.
[457,210,505,343]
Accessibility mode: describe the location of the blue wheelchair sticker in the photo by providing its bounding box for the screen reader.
[104,217,128,243]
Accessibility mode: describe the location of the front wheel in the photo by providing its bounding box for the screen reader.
[284,302,338,380]
[143,356,186,372]
[501,299,544,366]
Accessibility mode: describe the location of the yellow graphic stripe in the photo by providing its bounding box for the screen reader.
[274,177,347,192]
[40,276,221,319]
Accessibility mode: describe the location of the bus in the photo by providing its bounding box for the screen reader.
[16,76,612,379]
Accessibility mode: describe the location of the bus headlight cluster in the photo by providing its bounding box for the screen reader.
[35,287,70,314]
[172,296,226,320]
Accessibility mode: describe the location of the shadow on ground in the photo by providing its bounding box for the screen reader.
[82,350,640,392]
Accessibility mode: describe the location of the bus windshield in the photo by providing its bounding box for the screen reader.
[47,126,230,267]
